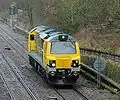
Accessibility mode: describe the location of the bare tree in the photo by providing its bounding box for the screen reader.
[26,0,33,29]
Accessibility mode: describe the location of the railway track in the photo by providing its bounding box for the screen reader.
[73,87,88,100]
[0,25,64,100]
[0,19,120,96]
[0,23,89,100]
[53,87,89,100]
[0,25,27,50]
[0,52,37,100]
[9,22,120,94]
[0,72,14,100]
[0,18,119,99]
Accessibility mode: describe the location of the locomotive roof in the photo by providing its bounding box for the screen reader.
[30,26,76,41]
[30,25,47,33]
[38,29,57,39]
[46,34,77,42]
[30,25,58,39]
[43,32,62,39]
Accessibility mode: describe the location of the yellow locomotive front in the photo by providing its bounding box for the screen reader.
[28,26,81,85]
[44,35,81,85]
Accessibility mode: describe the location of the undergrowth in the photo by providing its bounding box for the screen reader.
[81,55,120,84]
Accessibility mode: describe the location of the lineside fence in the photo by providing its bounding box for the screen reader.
[80,48,120,62]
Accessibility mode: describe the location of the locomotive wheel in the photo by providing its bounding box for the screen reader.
[29,56,32,65]
[34,62,38,71]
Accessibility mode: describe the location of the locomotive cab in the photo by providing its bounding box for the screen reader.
[44,34,81,85]
[28,26,81,85]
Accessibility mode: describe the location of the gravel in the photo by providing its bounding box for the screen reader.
[0,73,11,100]
[0,53,33,100]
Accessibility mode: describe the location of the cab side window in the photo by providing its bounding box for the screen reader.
[44,42,47,53]
[30,35,34,41]
[41,39,44,49]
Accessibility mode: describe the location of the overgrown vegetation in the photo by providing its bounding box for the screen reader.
[82,55,120,84]
[106,61,120,84]
[4,0,119,54]
[1,0,120,33]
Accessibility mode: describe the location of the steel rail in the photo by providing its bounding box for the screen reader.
[0,22,89,100]
[0,72,15,100]
[73,87,89,100]
[0,25,66,100]
[1,52,38,100]
[0,32,38,100]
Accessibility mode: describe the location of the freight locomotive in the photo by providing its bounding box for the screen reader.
[28,26,81,85]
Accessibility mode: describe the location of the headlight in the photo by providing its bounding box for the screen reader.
[52,63,55,67]
[75,60,78,63]
[72,60,79,67]
[49,60,56,67]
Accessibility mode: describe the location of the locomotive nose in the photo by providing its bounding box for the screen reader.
[56,57,72,69]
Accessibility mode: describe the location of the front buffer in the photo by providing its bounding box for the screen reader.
[46,66,81,85]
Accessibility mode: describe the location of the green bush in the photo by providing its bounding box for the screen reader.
[106,61,120,84]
